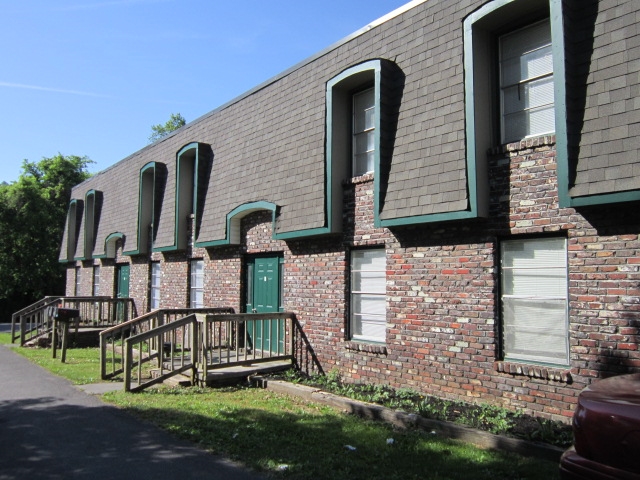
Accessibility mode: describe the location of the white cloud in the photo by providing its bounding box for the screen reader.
[0,82,113,98]
[54,0,171,11]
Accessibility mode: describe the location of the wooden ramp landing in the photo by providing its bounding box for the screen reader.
[150,358,292,389]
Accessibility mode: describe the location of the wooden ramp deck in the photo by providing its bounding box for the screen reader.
[149,358,292,389]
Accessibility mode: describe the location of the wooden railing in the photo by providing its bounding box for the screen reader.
[197,313,296,385]
[119,311,296,392]
[100,307,234,381]
[124,314,200,392]
[11,296,59,345]
[11,296,137,346]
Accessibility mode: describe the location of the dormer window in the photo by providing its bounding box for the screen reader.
[500,19,554,143]
[353,87,376,176]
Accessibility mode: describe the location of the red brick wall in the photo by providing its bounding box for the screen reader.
[284,139,639,422]
[64,140,639,422]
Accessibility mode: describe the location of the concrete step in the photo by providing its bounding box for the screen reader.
[163,373,194,388]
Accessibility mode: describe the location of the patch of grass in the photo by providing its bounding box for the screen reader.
[105,386,561,480]
[0,332,12,345]
[10,345,109,384]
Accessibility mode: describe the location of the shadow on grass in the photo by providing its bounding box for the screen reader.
[105,389,560,480]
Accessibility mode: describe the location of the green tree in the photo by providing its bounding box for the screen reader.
[148,112,186,143]
[0,154,93,319]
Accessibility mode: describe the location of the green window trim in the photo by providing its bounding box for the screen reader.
[156,142,208,253]
[60,198,82,263]
[78,189,101,261]
[327,60,382,235]
[124,161,165,256]
[195,201,278,248]
[94,232,125,259]
[463,0,568,210]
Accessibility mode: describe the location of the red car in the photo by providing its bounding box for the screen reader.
[560,373,640,479]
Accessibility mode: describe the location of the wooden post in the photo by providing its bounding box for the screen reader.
[124,338,132,392]
[60,320,70,363]
[52,318,58,359]
[99,331,106,380]
[190,316,198,386]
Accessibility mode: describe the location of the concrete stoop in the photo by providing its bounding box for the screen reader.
[251,377,564,464]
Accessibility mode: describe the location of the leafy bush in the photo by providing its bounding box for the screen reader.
[275,369,573,448]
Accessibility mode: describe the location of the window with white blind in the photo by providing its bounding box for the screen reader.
[500,19,554,143]
[92,265,101,296]
[350,249,386,343]
[150,262,161,310]
[190,259,204,308]
[501,237,568,366]
[353,87,375,176]
[75,267,81,296]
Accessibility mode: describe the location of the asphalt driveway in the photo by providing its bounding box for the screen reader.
[0,344,265,480]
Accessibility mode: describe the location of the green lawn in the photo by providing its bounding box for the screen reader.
[2,337,561,479]
[105,386,560,479]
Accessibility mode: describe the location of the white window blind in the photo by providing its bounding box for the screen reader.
[501,237,568,365]
[150,262,161,310]
[190,260,204,308]
[351,249,386,342]
[93,266,101,296]
[500,19,554,143]
[352,88,375,176]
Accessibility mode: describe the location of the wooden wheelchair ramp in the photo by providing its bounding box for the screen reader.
[106,311,296,392]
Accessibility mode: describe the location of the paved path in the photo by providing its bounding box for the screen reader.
[0,345,266,480]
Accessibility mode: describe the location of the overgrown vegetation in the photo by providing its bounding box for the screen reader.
[276,368,573,448]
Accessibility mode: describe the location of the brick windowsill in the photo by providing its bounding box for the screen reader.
[495,361,572,383]
[343,173,374,186]
[487,134,556,156]
[345,341,387,355]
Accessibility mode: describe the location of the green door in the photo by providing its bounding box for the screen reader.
[116,264,130,321]
[246,255,283,353]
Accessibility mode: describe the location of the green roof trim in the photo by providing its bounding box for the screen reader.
[569,190,640,207]
[378,209,480,228]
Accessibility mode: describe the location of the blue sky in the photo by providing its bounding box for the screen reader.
[1,0,410,183]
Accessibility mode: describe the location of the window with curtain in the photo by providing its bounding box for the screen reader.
[501,237,568,365]
[500,19,554,143]
[350,249,386,343]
